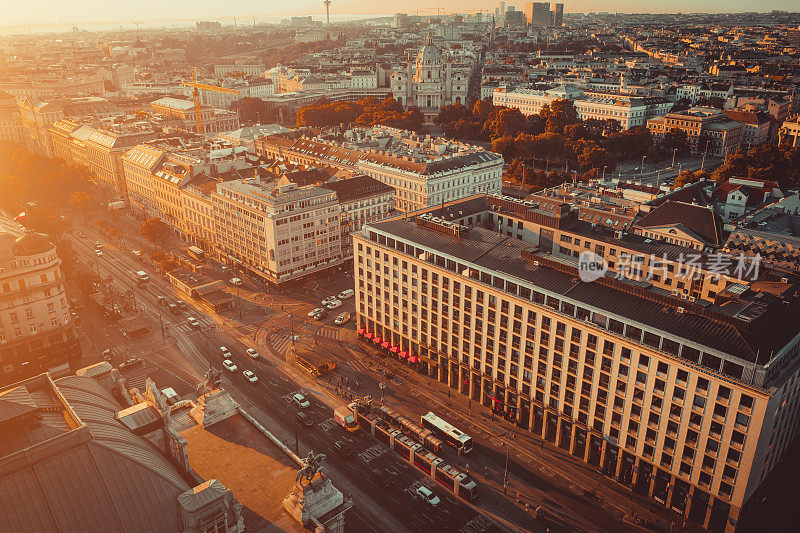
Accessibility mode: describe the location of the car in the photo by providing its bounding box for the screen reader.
[246,348,259,359]
[308,307,325,317]
[222,359,238,372]
[292,393,310,409]
[94,249,103,256]
[326,299,342,310]
[118,357,144,372]
[370,468,392,487]
[338,289,354,299]
[169,303,181,315]
[132,249,143,257]
[313,310,328,321]
[415,486,440,507]
[334,312,350,326]
[289,334,300,341]
[94,242,103,250]
[219,346,231,358]
[187,316,200,328]
[69,298,82,310]
[78,232,87,239]
[321,296,337,305]
[157,296,168,306]
[332,440,351,457]
[70,311,80,321]
[177,300,189,310]
[161,387,180,405]
[295,411,314,427]
[243,370,258,383]
[230,277,243,286]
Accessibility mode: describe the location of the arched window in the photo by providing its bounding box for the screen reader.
[427,71,431,79]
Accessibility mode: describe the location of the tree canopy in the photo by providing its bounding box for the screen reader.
[297,97,423,132]
[139,217,169,243]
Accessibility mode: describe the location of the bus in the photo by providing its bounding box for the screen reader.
[421,412,473,454]
[295,351,336,376]
[378,406,442,453]
[187,246,206,262]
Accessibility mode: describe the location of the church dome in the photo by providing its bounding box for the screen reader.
[12,231,52,256]
[416,34,441,65]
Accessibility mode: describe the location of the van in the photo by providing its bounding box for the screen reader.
[161,387,180,405]
[135,271,149,282]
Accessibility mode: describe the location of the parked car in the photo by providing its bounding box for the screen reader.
[157,296,168,306]
[295,411,313,427]
[219,346,231,358]
[321,296,337,305]
[222,359,238,372]
[246,348,259,359]
[187,316,200,328]
[326,299,342,310]
[338,289,354,299]
[292,393,310,409]
[243,370,258,383]
[334,312,351,326]
[415,486,440,507]
[230,277,243,286]
[308,307,325,317]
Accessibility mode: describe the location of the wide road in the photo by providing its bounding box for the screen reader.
[69,228,514,533]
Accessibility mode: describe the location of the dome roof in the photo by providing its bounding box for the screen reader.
[416,33,441,65]
[12,231,52,255]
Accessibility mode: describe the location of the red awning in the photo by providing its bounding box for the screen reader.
[364,332,374,339]
[357,328,366,335]
[381,341,390,348]
[408,356,419,363]
[399,351,409,358]
[373,336,383,343]
[390,346,400,353]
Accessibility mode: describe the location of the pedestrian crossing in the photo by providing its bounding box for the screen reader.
[270,334,297,356]
[316,326,356,342]
[169,317,216,335]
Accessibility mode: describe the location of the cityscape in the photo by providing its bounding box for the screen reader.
[2,2,800,533]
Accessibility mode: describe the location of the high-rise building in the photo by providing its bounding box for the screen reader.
[524,2,551,26]
[354,195,800,532]
[0,218,80,386]
[551,2,564,27]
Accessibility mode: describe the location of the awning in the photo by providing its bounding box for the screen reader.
[399,351,409,358]
[408,356,419,363]
[357,328,366,335]
[381,341,390,348]
[364,332,374,339]
[390,346,400,353]
[373,336,383,343]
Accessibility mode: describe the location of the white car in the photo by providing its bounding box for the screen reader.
[187,316,200,328]
[334,312,351,325]
[222,359,238,372]
[321,296,337,305]
[338,289,354,299]
[415,486,440,507]
[94,249,103,256]
[243,370,258,383]
[292,393,310,409]
[308,307,325,317]
[246,348,259,359]
[230,277,243,286]
[219,346,231,358]
[326,299,342,310]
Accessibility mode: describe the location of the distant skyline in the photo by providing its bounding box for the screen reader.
[2,1,799,27]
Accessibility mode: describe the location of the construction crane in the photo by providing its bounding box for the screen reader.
[182,68,240,134]
[324,0,331,24]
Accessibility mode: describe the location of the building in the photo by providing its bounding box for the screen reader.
[390,34,471,120]
[324,175,395,260]
[191,79,275,109]
[524,2,551,26]
[0,91,25,144]
[213,177,343,285]
[551,2,564,27]
[353,195,800,532]
[778,115,800,148]
[149,97,240,136]
[647,107,743,158]
[494,85,673,130]
[0,220,79,386]
[256,125,504,212]
[725,109,771,147]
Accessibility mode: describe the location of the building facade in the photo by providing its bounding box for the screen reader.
[648,108,743,158]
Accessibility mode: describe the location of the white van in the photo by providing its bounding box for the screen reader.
[338,289,354,299]
[161,387,180,405]
[135,270,149,282]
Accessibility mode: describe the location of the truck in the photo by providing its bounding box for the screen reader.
[334,406,359,432]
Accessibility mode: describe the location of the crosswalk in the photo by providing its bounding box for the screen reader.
[316,326,354,342]
[270,333,301,356]
[169,316,216,335]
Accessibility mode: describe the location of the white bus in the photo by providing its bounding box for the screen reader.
[421,412,473,454]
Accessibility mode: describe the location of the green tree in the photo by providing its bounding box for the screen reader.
[69,190,92,222]
[139,217,169,244]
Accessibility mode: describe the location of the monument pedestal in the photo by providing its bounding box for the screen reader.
[283,473,344,529]
[189,389,237,427]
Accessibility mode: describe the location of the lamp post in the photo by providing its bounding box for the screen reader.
[640,155,646,177]
[602,165,607,180]
[671,148,677,168]
[503,430,512,494]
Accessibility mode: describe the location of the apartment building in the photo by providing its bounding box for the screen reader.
[493,86,674,130]
[0,92,25,144]
[353,195,800,532]
[191,79,275,109]
[149,97,240,135]
[647,107,743,158]
[256,126,503,212]
[213,178,343,285]
[0,218,79,386]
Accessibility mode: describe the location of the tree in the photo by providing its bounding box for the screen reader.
[139,217,169,244]
[69,190,92,222]
[660,128,690,155]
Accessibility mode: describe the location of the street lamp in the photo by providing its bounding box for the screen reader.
[640,155,646,177]
[602,165,607,180]
[671,148,677,168]
[503,430,513,494]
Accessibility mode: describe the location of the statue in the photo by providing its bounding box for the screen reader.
[295,451,327,485]
[196,367,222,396]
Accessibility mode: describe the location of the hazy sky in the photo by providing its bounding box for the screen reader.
[2,0,798,26]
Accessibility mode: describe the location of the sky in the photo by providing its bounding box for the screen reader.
[1,0,798,27]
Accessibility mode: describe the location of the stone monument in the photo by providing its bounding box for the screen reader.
[283,451,345,531]
[189,368,237,427]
